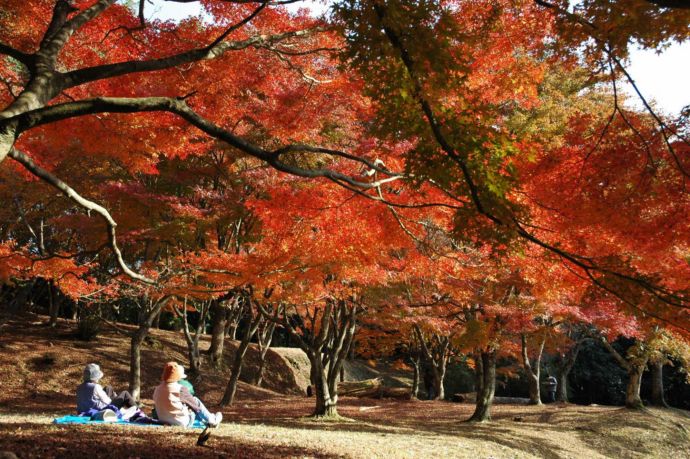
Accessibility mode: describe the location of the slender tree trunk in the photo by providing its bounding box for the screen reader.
[128,300,164,402]
[255,353,267,387]
[650,360,668,407]
[226,323,237,341]
[521,334,544,405]
[254,321,276,387]
[468,350,496,422]
[411,357,420,399]
[432,363,446,401]
[152,308,161,329]
[220,337,251,406]
[625,362,647,409]
[177,300,207,377]
[220,308,261,406]
[129,328,147,401]
[47,282,60,327]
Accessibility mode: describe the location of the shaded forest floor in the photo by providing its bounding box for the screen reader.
[1,315,689,458]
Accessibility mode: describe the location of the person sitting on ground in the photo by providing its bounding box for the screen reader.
[76,363,137,415]
[152,362,222,428]
[152,366,195,420]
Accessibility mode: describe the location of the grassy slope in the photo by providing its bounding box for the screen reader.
[1,315,689,459]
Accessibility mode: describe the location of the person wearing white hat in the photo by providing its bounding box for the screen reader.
[76,363,136,415]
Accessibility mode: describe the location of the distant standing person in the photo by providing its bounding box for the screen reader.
[76,363,136,414]
[544,375,558,403]
[152,362,222,427]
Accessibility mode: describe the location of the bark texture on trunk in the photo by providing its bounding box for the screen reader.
[176,298,211,376]
[410,354,421,399]
[555,340,582,403]
[312,357,338,417]
[254,319,276,387]
[468,350,496,422]
[625,363,646,409]
[601,337,648,409]
[128,298,165,401]
[413,324,452,401]
[208,300,228,367]
[521,334,545,405]
[650,360,668,407]
[129,328,147,401]
[257,296,357,418]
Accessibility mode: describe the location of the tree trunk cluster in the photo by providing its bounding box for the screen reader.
[261,295,359,418]
[412,324,452,401]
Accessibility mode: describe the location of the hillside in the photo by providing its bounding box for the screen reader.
[1,315,689,459]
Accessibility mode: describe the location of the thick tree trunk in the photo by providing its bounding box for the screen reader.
[187,341,201,375]
[432,362,446,401]
[475,352,484,394]
[556,371,569,402]
[555,343,581,403]
[650,360,668,407]
[312,357,338,418]
[468,350,496,422]
[208,300,227,368]
[601,338,647,409]
[625,363,646,409]
[556,341,582,403]
[527,371,540,405]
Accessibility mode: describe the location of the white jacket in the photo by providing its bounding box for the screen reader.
[153,382,191,426]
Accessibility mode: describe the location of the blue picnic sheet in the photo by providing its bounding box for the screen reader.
[53,415,205,428]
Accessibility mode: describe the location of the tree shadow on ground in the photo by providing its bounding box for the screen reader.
[0,421,336,459]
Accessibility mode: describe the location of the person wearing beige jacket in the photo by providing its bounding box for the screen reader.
[152,362,222,427]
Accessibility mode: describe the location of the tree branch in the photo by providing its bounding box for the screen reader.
[7,148,154,284]
[62,28,320,90]
[6,96,403,190]
[0,43,33,67]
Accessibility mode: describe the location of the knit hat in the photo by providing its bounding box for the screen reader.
[83,363,104,383]
[161,362,186,383]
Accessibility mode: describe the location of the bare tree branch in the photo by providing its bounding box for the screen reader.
[7,148,154,284]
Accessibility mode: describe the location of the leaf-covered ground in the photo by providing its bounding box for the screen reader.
[1,316,689,458]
